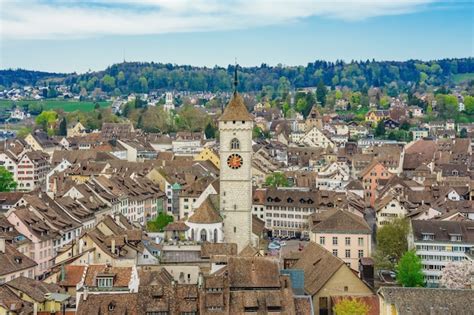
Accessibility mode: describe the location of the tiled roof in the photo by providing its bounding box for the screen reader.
[227,256,281,288]
[76,293,138,315]
[6,276,63,302]
[218,92,253,121]
[201,242,237,258]
[187,198,222,224]
[311,209,371,234]
[378,287,474,315]
[290,242,344,296]
[0,285,33,314]
[0,243,37,276]
[83,265,132,287]
[58,265,86,287]
[411,220,474,243]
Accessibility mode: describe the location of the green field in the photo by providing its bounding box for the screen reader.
[452,72,474,84]
[0,99,111,112]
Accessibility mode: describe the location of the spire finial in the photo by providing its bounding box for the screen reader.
[233,59,238,94]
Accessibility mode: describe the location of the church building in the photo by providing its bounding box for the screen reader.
[218,69,254,252]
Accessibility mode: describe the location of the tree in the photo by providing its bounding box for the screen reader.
[464,95,474,115]
[101,74,116,92]
[146,212,174,232]
[58,117,67,136]
[316,80,327,106]
[439,261,474,289]
[374,120,386,137]
[35,110,58,131]
[0,166,17,192]
[396,250,424,287]
[400,120,411,131]
[16,126,32,138]
[333,298,370,315]
[265,172,291,188]
[460,128,468,138]
[374,218,409,269]
[204,122,216,139]
[277,77,290,99]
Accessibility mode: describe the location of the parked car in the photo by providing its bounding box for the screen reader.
[268,242,281,250]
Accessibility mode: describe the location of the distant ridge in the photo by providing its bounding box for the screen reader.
[1,58,473,93]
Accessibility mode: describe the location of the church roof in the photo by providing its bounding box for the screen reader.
[187,197,222,224]
[218,92,254,122]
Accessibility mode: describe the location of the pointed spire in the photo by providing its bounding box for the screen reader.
[233,61,238,94]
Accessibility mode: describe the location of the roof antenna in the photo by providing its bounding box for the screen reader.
[233,58,238,95]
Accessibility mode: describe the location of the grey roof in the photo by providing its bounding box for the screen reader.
[378,287,474,315]
[411,220,474,244]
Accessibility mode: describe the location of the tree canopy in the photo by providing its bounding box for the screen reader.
[333,298,370,315]
[0,166,17,192]
[374,218,409,270]
[265,172,291,188]
[396,250,425,287]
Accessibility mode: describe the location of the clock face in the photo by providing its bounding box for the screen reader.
[227,154,243,169]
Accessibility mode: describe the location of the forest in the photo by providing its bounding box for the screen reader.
[1,58,473,95]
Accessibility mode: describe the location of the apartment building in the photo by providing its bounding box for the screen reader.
[408,220,474,286]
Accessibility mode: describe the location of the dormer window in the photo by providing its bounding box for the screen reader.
[230,138,240,150]
[97,276,114,288]
[450,234,462,242]
[422,233,434,241]
[108,302,116,311]
[452,170,459,176]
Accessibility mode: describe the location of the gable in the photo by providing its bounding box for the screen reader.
[318,264,372,297]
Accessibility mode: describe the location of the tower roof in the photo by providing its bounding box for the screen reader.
[187,197,222,224]
[218,65,253,122]
[218,92,254,122]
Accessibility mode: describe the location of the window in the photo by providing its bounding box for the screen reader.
[320,236,325,245]
[108,303,116,311]
[230,138,240,150]
[358,237,364,246]
[358,250,364,258]
[97,277,113,288]
[345,249,351,258]
[332,249,338,257]
[332,237,338,245]
[200,229,207,242]
[344,286,348,292]
[345,237,350,246]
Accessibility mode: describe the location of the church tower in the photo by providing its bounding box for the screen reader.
[218,67,254,252]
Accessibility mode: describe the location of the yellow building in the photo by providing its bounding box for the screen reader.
[365,110,390,123]
[67,121,86,137]
[284,242,374,315]
[194,147,220,169]
[5,277,70,314]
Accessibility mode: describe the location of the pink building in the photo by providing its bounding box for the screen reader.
[6,207,58,278]
[359,161,392,207]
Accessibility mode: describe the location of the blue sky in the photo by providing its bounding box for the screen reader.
[0,0,472,73]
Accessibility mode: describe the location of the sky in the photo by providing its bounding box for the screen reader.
[0,0,473,73]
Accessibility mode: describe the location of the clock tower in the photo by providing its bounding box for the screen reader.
[218,67,254,252]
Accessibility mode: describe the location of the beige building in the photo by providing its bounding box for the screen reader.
[218,87,254,252]
[309,209,372,270]
[285,242,374,315]
[375,194,408,228]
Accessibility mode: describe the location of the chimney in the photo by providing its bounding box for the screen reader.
[83,287,89,301]
[0,238,5,253]
[111,239,116,254]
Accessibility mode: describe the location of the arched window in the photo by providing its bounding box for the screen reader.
[230,138,240,150]
[200,229,207,242]
[213,229,218,243]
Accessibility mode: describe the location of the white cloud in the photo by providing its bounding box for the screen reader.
[0,0,439,39]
